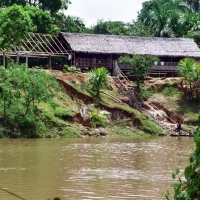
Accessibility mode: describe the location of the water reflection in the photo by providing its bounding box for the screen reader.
[0,137,194,200]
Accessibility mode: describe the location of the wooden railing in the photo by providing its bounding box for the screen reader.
[119,62,179,71]
[74,58,179,74]
[75,58,112,69]
[150,62,179,71]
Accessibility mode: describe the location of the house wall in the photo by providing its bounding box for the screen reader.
[71,52,199,77]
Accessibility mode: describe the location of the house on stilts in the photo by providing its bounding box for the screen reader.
[1,32,200,78]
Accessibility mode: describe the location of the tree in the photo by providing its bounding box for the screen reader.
[0,63,61,137]
[137,0,190,37]
[185,12,200,46]
[178,57,197,90]
[0,65,20,122]
[118,54,159,90]
[89,67,110,98]
[126,21,155,37]
[0,4,35,50]
[91,19,128,35]
[9,64,60,116]
[24,5,60,34]
[186,0,200,12]
[0,0,71,14]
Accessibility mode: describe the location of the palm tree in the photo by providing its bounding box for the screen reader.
[137,0,190,38]
[178,57,197,89]
[89,67,110,98]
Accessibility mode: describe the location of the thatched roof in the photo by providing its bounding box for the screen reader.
[61,32,200,57]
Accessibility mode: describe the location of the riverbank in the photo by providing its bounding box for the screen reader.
[46,70,164,138]
[46,70,198,138]
[0,69,198,138]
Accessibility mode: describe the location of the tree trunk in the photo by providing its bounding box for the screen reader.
[3,98,6,123]
[136,75,140,92]
[24,98,33,116]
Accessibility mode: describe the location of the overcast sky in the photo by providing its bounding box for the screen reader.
[66,0,147,27]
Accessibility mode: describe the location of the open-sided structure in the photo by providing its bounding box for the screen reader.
[0,33,71,68]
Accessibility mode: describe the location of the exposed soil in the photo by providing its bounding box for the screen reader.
[142,77,186,132]
[47,70,191,135]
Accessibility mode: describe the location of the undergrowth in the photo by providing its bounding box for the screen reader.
[161,87,181,97]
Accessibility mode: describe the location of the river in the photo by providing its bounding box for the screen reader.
[0,136,194,200]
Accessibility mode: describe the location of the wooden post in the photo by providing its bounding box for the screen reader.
[48,56,52,69]
[26,54,28,66]
[74,52,76,67]
[113,60,118,76]
[16,51,20,65]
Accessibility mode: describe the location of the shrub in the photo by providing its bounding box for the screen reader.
[90,109,110,128]
[161,87,180,97]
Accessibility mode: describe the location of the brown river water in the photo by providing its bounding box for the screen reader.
[0,136,194,200]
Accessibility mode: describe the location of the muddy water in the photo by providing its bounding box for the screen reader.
[0,137,194,200]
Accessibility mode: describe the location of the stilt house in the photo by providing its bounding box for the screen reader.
[59,32,200,77]
[1,32,200,77]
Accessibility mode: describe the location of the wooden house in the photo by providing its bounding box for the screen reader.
[1,32,200,77]
[59,32,200,77]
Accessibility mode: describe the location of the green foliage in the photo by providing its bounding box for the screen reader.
[178,57,200,91]
[142,119,163,135]
[161,87,181,97]
[90,109,109,128]
[178,58,197,85]
[91,19,128,35]
[118,54,159,90]
[115,119,133,127]
[0,0,71,14]
[126,21,155,37]
[137,0,190,38]
[0,4,35,50]
[118,54,159,77]
[139,88,153,100]
[24,5,60,34]
[166,114,200,199]
[0,63,62,137]
[63,15,88,33]
[89,67,110,97]
[6,64,61,116]
[62,126,81,138]
[63,65,77,72]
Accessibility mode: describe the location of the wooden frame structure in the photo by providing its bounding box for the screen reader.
[0,33,71,68]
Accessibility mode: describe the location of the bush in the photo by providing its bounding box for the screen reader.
[139,89,153,100]
[90,109,109,128]
[161,87,180,97]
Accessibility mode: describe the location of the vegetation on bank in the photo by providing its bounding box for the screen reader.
[0,63,164,138]
[1,55,200,138]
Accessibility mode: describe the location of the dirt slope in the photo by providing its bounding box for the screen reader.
[47,70,197,135]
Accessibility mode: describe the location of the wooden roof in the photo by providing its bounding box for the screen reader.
[61,32,200,57]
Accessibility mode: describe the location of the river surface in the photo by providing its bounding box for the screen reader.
[0,136,195,200]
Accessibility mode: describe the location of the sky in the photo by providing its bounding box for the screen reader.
[66,0,147,27]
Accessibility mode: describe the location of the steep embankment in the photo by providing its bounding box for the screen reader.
[47,70,198,137]
[142,77,199,133]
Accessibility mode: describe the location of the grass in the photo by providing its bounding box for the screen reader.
[61,124,82,138]
[161,86,181,97]
[141,119,163,136]
[139,89,153,100]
